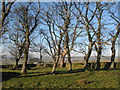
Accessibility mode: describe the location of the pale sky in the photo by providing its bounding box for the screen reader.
[0,1,119,59]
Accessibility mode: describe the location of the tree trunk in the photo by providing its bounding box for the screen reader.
[40,54,42,62]
[39,48,43,62]
[13,43,24,69]
[52,56,60,73]
[52,62,58,73]
[59,54,66,68]
[109,29,119,68]
[110,43,116,68]
[13,59,19,68]
[13,52,22,69]
[110,62,115,69]
[84,23,93,69]
[66,35,72,71]
[96,49,102,70]
[84,42,93,69]
[68,52,72,71]
[21,51,28,74]
[105,44,116,69]
[21,35,30,74]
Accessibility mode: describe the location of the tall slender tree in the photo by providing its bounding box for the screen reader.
[12,2,40,74]
[106,5,120,68]
[74,2,97,69]
[40,4,65,72]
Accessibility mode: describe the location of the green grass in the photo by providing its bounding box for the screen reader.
[1,63,119,88]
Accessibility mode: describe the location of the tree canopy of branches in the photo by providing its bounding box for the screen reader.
[1,1,15,37]
[2,2,119,73]
[11,2,40,74]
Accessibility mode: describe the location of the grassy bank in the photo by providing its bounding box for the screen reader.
[1,63,119,88]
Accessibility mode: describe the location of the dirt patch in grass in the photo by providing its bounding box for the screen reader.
[76,79,95,85]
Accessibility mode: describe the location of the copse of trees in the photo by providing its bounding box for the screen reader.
[1,1,119,74]
[3,2,41,74]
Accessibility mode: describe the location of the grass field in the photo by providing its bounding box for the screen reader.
[1,63,119,88]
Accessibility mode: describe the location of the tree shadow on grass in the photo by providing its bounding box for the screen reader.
[20,73,50,78]
[20,69,86,78]
[19,67,120,78]
[94,68,120,71]
[2,72,21,82]
[27,71,41,74]
[55,69,86,74]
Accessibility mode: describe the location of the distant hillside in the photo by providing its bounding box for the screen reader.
[65,56,119,62]
[0,55,119,65]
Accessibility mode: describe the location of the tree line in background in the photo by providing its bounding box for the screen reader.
[1,1,120,74]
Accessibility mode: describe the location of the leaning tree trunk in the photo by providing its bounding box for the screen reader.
[13,52,23,69]
[52,56,60,73]
[96,47,102,70]
[110,45,116,69]
[52,62,58,73]
[59,54,66,68]
[21,50,29,74]
[21,35,30,74]
[68,52,72,71]
[109,31,119,69]
[13,59,19,68]
[66,33,72,71]
[84,23,93,69]
[66,43,72,71]
[39,47,43,62]
[105,29,119,69]
[40,53,42,62]
[105,40,116,69]
[84,42,93,69]
[104,44,116,69]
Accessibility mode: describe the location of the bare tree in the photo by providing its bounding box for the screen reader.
[40,4,65,72]
[8,44,24,68]
[30,32,45,62]
[7,28,25,68]
[73,39,88,60]
[50,2,83,71]
[110,26,120,68]
[11,2,40,74]
[54,2,73,70]
[74,2,115,69]
[105,5,120,69]
[90,2,118,69]
[74,2,97,69]
[92,2,106,69]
